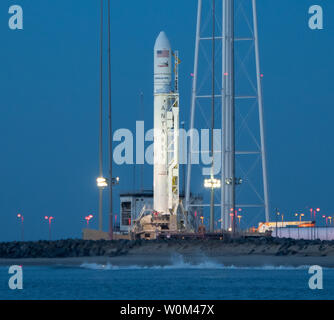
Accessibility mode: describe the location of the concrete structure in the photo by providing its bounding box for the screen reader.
[82,228,131,240]
[82,228,110,240]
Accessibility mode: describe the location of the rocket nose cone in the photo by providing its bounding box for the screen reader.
[154,31,171,50]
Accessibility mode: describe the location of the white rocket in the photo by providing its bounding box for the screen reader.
[153,31,180,216]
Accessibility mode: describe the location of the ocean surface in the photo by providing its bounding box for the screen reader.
[0,257,333,300]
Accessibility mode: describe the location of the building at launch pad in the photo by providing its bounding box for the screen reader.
[119,191,203,239]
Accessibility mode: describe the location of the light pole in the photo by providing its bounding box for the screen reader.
[218,218,222,230]
[114,214,117,231]
[236,208,242,230]
[322,215,328,240]
[295,213,304,239]
[85,214,94,228]
[295,213,304,222]
[97,176,108,232]
[204,177,221,232]
[275,211,284,237]
[17,213,24,241]
[96,176,120,234]
[315,208,320,223]
[110,176,120,237]
[229,211,234,232]
[294,213,299,239]
[237,215,242,225]
[322,215,328,226]
[44,216,54,241]
[194,211,198,232]
[275,208,280,237]
[312,208,320,239]
[309,208,313,220]
[277,212,284,237]
[309,208,314,239]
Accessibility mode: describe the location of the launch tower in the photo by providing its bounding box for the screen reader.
[185,0,270,233]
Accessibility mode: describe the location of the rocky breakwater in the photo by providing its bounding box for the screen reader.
[0,239,135,259]
[0,237,334,259]
[125,237,334,257]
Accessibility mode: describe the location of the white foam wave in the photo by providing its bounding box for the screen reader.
[79,255,311,271]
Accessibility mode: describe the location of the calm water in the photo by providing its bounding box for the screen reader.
[0,259,333,300]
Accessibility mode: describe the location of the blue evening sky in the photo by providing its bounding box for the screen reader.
[0,0,333,241]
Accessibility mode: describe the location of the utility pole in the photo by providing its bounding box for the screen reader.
[107,0,113,240]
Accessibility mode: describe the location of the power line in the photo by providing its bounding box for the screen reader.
[107,0,113,240]
[98,0,104,232]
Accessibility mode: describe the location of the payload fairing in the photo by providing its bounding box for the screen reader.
[153,31,180,218]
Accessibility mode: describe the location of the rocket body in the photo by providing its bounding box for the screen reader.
[153,32,172,215]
